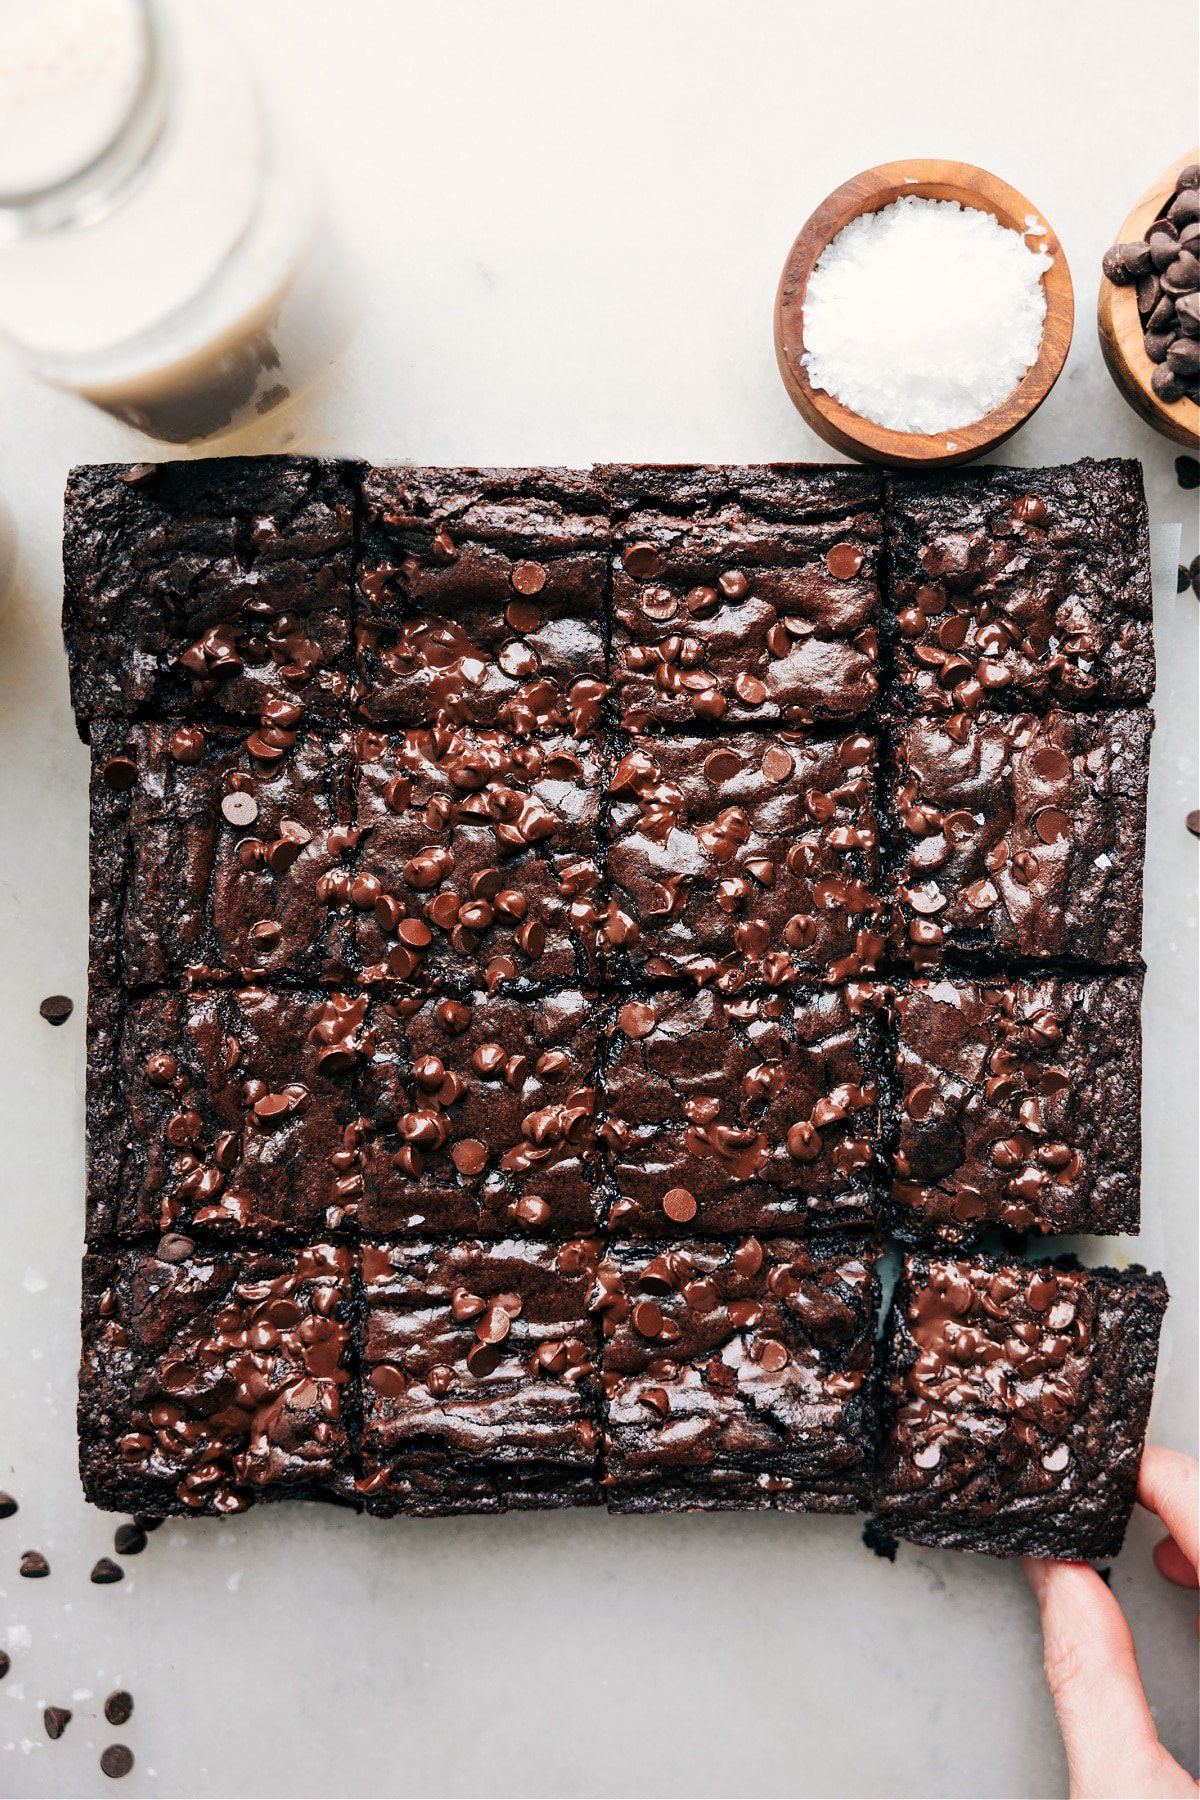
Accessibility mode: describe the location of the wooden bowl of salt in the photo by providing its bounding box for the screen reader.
[774,159,1074,470]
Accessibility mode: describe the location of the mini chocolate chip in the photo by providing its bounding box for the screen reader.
[221,791,258,827]
[44,1706,72,1740]
[113,1524,146,1557]
[0,1491,17,1518]
[1187,810,1200,837]
[104,1691,134,1726]
[100,1745,135,1780]
[101,755,137,791]
[90,1557,124,1584]
[19,1550,49,1577]
[1176,455,1200,489]
[39,995,73,1025]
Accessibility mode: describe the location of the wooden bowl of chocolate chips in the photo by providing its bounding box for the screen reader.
[1099,148,1200,446]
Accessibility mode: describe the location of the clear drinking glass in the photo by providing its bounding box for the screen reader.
[0,0,347,442]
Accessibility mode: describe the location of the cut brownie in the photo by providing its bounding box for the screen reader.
[874,1253,1168,1558]
[601,727,882,987]
[355,466,609,729]
[889,974,1142,1243]
[79,1239,354,1514]
[601,986,882,1235]
[594,1235,879,1511]
[357,987,600,1237]
[887,708,1150,965]
[599,463,882,728]
[892,979,1144,1245]
[351,724,602,991]
[888,459,1154,713]
[88,719,356,990]
[357,1236,601,1513]
[62,458,358,730]
[87,987,372,1239]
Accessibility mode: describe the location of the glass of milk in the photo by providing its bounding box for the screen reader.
[0,0,348,442]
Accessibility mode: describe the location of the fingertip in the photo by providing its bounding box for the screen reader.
[1153,1533,1200,1591]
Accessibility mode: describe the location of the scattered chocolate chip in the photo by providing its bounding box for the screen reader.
[113,1523,147,1557]
[1190,554,1200,599]
[1187,810,1200,837]
[1179,564,1192,593]
[39,994,74,1026]
[1176,455,1200,489]
[104,1691,134,1726]
[90,1557,124,1584]
[133,1514,163,1532]
[220,790,258,827]
[100,1745,135,1780]
[0,1491,17,1518]
[0,1651,9,1679]
[19,1550,49,1577]
[44,1706,72,1740]
[101,755,137,791]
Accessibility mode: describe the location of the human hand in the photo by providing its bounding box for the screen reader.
[1023,1445,1199,1799]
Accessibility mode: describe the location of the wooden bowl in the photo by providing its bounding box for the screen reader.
[1097,147,1200,448]
[774,159,1074,470]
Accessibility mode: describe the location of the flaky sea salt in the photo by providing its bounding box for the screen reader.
[802,195,1053,434]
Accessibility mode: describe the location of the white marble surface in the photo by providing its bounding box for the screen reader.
[0,3,1197,1795]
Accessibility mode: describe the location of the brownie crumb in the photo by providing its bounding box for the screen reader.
[1096,1564,1113,1586]
[101,1745,135,1780]
[39,995,74,1026]
[113,1523,147,1557]
[19,1550,49,1577]
[90,1556,124,1584]
[43,1706,72,1740]
[1175,455,1200,489]
[104,1690,134,1726]
[0,1492,17,1518]
[862,1519,899,1562]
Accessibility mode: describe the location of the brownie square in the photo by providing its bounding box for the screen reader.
[595,1235,879,1511]
[357,1236,602,1513]
[601,987,882,1235]
[601,728,882,987]
[874,1253,1168,1558]
[62,458,358,730]
[357,987,601,1237]
[88,719,357,990]
[890,974,1142,1244]
[599,463,882,728]
[888,459,1154,714]
[352,724,602,992]
[355,466,609,729]
[87,987,372,1240]
[887,708,1150,965]
[79,1239,354,1515]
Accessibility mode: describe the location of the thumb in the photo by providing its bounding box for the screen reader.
[1023,1559,1197,1799]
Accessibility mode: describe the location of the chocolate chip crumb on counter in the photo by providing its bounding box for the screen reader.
[873,1254,1168,1559]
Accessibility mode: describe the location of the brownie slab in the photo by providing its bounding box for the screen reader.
[594,1235,879,1511]
[874,1253,1168,1558]
[79,1239,354,1515]
[357,1236,601,1513]
[358,987,601,1237]
[87,987,372,1239]
[89,719,357,989]
[601,728,882,988]
[601,987,882,1235]
[352,725,602,991]
[887,459,1154,714]
[890,974,1142,1243]
[63,458,358,730]
[887,708,1150,965]
[600,463,881,728]
[355,466,609,730]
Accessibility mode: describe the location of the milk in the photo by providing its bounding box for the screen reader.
[0,0,344,441]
